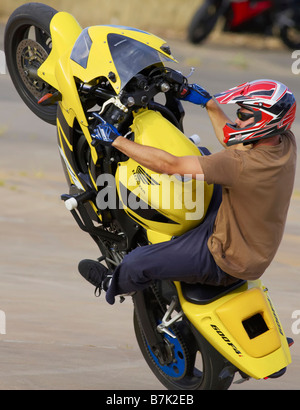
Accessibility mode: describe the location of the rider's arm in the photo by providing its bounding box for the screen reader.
[180,84,235,149]
[205,98,234,148]
[112,136,204,180]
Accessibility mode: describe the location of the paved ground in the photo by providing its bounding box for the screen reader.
[0,23,299,390]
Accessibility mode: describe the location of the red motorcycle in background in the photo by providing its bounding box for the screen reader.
[188,0,300,49]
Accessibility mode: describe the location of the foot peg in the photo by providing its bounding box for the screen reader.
[61,190,96,211]
[157,298,183,339]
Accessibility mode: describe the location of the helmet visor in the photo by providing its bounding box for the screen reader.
[236,109,254,122]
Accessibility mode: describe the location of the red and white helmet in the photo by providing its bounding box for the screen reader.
[214,79,296,146]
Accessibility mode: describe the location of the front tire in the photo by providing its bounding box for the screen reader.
[187,0,224,44]
[4,3,58,125]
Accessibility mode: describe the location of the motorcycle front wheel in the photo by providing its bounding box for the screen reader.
[187,0,224,44]
[4,3,58,125]
[133,287,234,390]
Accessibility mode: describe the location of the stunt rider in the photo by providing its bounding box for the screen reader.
[78,79,297,305]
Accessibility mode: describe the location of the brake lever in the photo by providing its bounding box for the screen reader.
[186,67,195,79]
[99,97,129,115]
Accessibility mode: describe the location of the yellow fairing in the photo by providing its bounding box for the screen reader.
[38,12,98,162]
[116,110,213,239]
[38,12,178,165]
[70,25,177,94]
[175,280,291,379]
[38,11,176,97]
[38,11,90,131]
[37,12,82,91]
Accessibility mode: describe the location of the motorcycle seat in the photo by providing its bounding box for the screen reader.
[180,279,246,305]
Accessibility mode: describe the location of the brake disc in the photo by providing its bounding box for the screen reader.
[16,38,49,98]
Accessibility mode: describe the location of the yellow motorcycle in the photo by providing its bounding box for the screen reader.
[4,3,294,390]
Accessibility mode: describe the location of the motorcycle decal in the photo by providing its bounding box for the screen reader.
[57,119,73,152]
[133,166,160,186]
[58,145,83,190]
[265,293,284,337]
[210,324,243,357]
[119,182,179,225]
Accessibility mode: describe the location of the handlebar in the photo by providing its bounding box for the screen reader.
[79,67,188,133]
[79,67,188,110]
[119,68,188,109]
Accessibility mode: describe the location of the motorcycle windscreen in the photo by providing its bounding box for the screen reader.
[107,33,174,89]
[70,28,92,69]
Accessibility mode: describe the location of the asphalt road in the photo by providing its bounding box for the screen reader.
[0,24,300,390]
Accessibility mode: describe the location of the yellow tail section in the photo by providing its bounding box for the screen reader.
[175,280,291,379]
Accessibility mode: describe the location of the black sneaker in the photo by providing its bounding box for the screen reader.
[78,259,111,296]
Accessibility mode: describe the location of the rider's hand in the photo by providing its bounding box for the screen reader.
[180,84,212,107]
[91,115,121,146]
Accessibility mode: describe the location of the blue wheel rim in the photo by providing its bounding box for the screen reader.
[147,330,186,379]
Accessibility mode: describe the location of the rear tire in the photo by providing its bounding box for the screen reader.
[4,3,58,125]
[133,286,234,390]
[280,24,300,50]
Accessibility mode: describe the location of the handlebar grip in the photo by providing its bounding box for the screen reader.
[179,85,190,98]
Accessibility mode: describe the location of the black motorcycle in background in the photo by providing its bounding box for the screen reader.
[188,0,300,49]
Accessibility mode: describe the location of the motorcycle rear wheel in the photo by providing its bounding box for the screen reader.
[280,24,300,50]
[4,3,58,125]
[133,288,234,390]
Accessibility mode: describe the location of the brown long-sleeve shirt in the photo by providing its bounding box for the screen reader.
[198,131,297,279]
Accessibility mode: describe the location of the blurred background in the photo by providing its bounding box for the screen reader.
[0,0,297,49]
[0,0,205,37]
